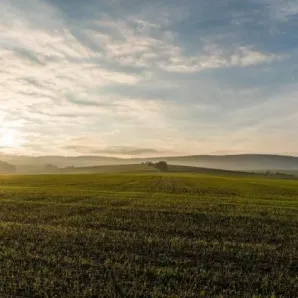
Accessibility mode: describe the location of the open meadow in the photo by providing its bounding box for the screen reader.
[0,172,297,297]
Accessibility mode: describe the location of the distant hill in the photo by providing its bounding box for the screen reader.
[35,163,296,179]
[139,154,298,171]
[60,164,159,174]
[0,154,298,173]
[168,164,251,175]
[0,161,16,174]
[58,164,245,175]
[0,155,122,167]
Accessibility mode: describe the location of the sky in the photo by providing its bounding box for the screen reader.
[0,0,298,157]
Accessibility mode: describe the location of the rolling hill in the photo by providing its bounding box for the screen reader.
[1,153,298,173]
[141,154,298,171]
[0,161,16,174]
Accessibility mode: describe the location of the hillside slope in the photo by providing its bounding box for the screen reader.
[1,154,298,172]
[139,154,298,171]
[0,161,16,174]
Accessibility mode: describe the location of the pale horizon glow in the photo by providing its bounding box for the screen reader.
[1,0,298,157]
[0,129,16,148]
[0,127,25,149]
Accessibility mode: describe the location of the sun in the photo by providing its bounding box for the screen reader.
[0,128,21,148]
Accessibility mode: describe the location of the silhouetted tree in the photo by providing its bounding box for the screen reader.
[44,164,59,173]
[154,161,168,172]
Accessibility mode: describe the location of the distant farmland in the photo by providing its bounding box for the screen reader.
[0,172,297,297]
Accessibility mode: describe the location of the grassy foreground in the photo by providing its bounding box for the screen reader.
[0,173,297,297]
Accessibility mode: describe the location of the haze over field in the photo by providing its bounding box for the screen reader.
[1,0,298,158]
[1,153,298,174]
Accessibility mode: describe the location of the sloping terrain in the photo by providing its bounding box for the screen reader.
[0,160,16,174]
[60,164,160,174]
[1,153,298,172]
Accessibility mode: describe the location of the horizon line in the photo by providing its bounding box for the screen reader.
[1,153,298,159]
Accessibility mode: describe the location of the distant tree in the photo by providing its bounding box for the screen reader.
[44,164,59,173]
[154,161,168,172]
[147,162,154,166]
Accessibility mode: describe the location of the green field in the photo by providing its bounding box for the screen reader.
[0,173,297,297]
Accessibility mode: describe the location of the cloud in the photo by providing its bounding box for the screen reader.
[159,46,277,73]
[80,15,279,74]
[266,0,298,22]
[0,0,297,156]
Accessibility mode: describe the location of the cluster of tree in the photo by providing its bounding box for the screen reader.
[0,161,16,174]
[145,161,169,172]
[43,164,60,173]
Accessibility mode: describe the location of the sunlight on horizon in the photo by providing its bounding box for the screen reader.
[0,127,25,149]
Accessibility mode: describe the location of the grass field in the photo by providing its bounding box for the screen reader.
[0,172,297,297]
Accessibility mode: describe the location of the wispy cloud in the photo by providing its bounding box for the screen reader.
[0,0,297,156]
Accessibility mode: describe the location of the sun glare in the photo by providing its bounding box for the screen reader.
[0,128,21,148]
